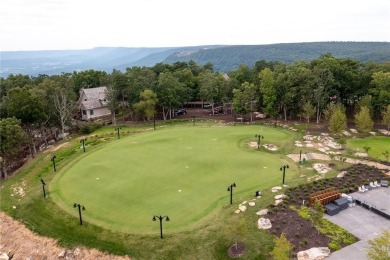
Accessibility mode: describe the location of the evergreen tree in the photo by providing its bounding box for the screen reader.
[355,106,374,133]
[270,233,292,260]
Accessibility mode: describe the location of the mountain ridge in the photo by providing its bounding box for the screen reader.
[1,42,389,76]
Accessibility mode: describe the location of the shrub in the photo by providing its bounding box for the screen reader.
[77,124,102,134]
[328,242,341,251]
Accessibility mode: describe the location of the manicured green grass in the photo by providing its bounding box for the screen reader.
[51,125,298,234]
[347,136,390,161]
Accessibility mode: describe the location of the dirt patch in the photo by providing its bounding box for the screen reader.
[0,212,130,259]
[45,142,69,153]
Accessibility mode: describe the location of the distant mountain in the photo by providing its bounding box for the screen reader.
[1,42,389,77]
[163,42,390,72]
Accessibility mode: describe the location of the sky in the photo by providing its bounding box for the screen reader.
[0,0,389,51]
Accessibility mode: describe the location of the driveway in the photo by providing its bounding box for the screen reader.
[324,187,390,259]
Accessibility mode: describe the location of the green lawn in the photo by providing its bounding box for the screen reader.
[347,136,390,161]
[51,125,297,234]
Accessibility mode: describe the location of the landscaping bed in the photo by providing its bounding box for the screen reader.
[265,164,390,256]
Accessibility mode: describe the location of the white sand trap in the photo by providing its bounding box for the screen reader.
[178,190,182,192]
[96,178,100,180]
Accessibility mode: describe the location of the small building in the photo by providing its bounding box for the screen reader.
[78,87,111,121]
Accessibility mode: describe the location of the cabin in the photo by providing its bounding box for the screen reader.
[78,87,111,121]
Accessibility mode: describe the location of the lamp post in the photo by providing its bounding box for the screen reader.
[152,215,170,239]
[193,116,195,126]
[299,150,302,163]
[80,138,87,153]
[115,127,121,139]
[40,178,46,199]
[255,134,264,150]
[227,183,236,205]
[280,165,289,184]
[73,203,86,225]
[51,155,57,172]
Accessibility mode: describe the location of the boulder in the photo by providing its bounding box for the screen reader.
[239,205,247,212]
[274,199,283,205]
[275,194,287,200]
[234,209,241,214]
[257,218,272,229]
[248,202,255,206]
[297,247,331,260]
[256,209,268,215]
[0,253,9,260]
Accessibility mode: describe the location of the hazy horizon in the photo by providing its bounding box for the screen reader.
[1,0,389,52]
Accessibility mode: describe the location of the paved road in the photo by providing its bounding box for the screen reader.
[325,188,390,259]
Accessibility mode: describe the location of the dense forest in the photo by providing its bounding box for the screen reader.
[165,42,390,72]
[1,54,390,178]
[1,42,389,77]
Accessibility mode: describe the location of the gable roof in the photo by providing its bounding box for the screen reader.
[78,86,109,110]
[82,86,107,100]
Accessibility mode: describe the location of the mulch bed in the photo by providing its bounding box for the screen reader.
[227,243,245,258]
[267,207,330,256]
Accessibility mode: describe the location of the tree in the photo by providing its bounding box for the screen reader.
[232,88,250,120]
[355,106,374,133]
[133,89,158,121]
[382,105,390,133]
[4,87,47,156]
[155,71,184,120]
[259,68,277,120]
[270,233,292,260]
[198,71,218,114]
[301,102,316,123]
[224,215,247,256]
[328,104,347,134]
[370,71,390,119]
[366,229,390,260]
[0,117,26,179]
[357,95,373,117]
[105,85,118,126]
[52,87,76,138]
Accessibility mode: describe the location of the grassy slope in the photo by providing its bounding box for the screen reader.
[1,122,301,259]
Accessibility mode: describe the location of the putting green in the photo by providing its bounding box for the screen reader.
[51,125,296,233]
[347,136,390,161]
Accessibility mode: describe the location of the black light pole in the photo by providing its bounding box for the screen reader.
[255,134,264,150]
[80,138,87,153]
[152,215,170,239]
[73,203,86,225]
[153,114,156,130]
[280,165,289,184]
[40,178,46,199]
[115,127,121,139]
[299,150,302,163]
[193,116,195,126]
[51,155,57,172]
[227,183,236,205]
